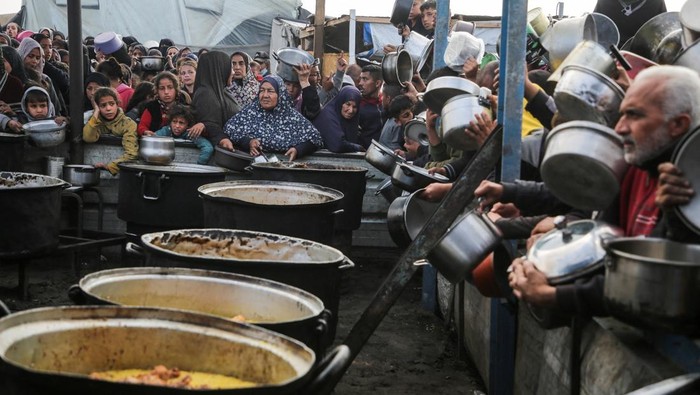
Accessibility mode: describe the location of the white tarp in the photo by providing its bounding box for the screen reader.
[21,0,302,52]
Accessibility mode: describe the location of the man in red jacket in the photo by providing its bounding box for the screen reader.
[509,65,700,314]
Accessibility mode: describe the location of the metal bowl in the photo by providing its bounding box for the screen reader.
[214,146,253,172]
[273,48,316,82]
[440,94,492,151]
[21,119,66,147]
[422,76,480,114]
[391,162,449,192]
[365,139,405,175]
[139,135,175,165]
[553,65,625,127]
[140,55,164,71]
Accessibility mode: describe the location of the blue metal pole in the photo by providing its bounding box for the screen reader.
[422,0,451,312]
[490,1,526,394]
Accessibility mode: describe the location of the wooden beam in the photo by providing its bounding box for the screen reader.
[313,0,325,61]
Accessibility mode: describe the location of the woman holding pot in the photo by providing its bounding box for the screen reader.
[223,75,322,161]
[192,51,240,150]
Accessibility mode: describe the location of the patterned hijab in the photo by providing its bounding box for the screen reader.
[224,75,322,152]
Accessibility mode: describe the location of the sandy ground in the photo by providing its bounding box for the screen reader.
[0,245,485,394]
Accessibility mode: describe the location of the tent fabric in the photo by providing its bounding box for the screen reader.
[21,0,302,53]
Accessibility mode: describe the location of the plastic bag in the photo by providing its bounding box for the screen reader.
[443,32,485,73]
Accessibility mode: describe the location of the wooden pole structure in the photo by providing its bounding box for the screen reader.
[313,0,325,62]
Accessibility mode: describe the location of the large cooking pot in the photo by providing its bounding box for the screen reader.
[422,76,481,114]
[272,48,315,83]
[402,31,434,73]
[0,306,348,394]
[630,12,681,60]
[391,162,448,193]
[381,50,413,87]
[540,121,628,211]
[440,92,492,151]
[70,267,331,354]
[198,180,344,244]
[214,146,254,172]
[365,139,405,175]
[0,172,69,258]
[140,228,355,347]
[540,13,597,70]
[250,161,368,231]
[63,165,101,187]
[117,162,227,229]
[604,238,700,335]
[553,65,625,127]
[680,0,700,48]
[387,189,439,247]
[139,135,175,165]
[547,40,617,83]
[429,210,503,284]
[0,133,27,172]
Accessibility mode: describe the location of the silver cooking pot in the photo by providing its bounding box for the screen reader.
[527,7,550,36]
[440,91,492,151]
[402,31,434,72]
[365,139,405,175]
[547,40,617,83]
[591,12,620,48]
[553,65,625,127]
[273,48,316,82]
[680,0,700,48]
[391,162,449,193]
[540,120,628,211]
[140,55,164,71]
[381,50,413,87]
[422,76,481,114]
[429,210,503,284]
[630,11,681,59]
[139,135,175,165]
[21,119,66,148]
[387,188,439,247]
[63,164,101,187]
[604,238,700,335]
[404,113,429,146]
[540,13,597,70]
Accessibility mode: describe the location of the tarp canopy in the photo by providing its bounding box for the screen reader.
[20,0,302,53]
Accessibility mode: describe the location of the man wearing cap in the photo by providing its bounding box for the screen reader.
[508,65,700,316]
[254,51,271,77]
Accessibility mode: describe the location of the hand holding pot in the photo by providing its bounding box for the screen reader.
[294,63,312,88]
[418,182,452,202]
[508,257,556,307]
[219,138,234,151]
[249,138,262,156]
[461,56,479,81]
[656,162,694,209]
[613,65,631,92]
[285,147,298,161]
[466,112,495,147]
[474,180,504,209]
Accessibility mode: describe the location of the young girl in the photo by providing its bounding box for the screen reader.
[155,104,213,165]
[137,71,199,136]
[96,57,134,111]
[83,87,138,174]
[176,58,197,98]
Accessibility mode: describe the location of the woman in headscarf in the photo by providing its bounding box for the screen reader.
[2,45,30,86]
[224,75,322,161]
[226,51,259,108]
[82,71,111,123]
[312,86,364,153]
[17,37,66,116]
[0,46,25,104]
[192,51,239,149]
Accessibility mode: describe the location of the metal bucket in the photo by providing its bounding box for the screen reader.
[540,13,597,70]
[44,156,65,179]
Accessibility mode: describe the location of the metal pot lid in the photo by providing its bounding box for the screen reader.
[528,218,623,284]
[672,126,700,234]
[370,139,406,162]
[422,76,480,114]
[630,12,681,59]
[252,161,368,172]
[118,161,227,175]
[198,180,344,206]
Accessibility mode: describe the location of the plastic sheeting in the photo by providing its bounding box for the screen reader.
[21,0,302,53]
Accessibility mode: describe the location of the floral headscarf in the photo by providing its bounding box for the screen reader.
[224,75,322,152]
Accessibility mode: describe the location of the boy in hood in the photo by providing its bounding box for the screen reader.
[19,85,67,125]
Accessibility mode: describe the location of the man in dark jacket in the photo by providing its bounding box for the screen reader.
[509,65,700,316]
[357,64,384,149]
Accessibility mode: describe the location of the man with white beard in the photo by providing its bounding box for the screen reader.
[508,65,700,315]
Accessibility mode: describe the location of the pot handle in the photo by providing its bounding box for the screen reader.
[138,172,169,201]
[339,256,355,270]
[609,44,632,71]
[315,309,332,338]
[0,300,10,318]
[271,51,279,62]
[303,345,352,395]
[125,242,144,257]
[68,284,87,305]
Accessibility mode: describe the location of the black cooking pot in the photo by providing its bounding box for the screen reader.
[390,0,412,28]
[215,146,254,172]
[69,267,332,355]
[0,172,69,258]
[198,180,344,244]
[139,228,355,349]
[0,133,27,172]
[250,162,368,231]
[0,305,351,395]
[117,162,227,228]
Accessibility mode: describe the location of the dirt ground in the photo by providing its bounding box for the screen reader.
[0,245,485,394]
